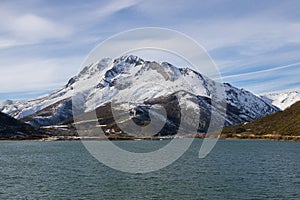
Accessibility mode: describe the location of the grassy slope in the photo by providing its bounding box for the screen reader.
[222,101,300,136]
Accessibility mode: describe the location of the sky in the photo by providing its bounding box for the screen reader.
[0,0,300,100]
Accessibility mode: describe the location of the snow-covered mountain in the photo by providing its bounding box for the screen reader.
[0,55,279,135]
[261,91,300,110]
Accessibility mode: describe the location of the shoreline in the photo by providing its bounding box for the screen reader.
[219,134,300,142]
[0,135,299,142]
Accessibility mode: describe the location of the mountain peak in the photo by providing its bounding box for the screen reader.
[261,91,300,110]
[114,55,145,65]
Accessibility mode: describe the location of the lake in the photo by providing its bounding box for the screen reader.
[0,139,299,199]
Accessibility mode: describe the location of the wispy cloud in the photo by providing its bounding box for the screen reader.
[89,0,140,19]
[0,0,299,100]
[222,62,300,79]
[222,63,300,94]
[0,56,83,93]
[0,5,72,48]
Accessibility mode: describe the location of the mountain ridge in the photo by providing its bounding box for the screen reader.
[261,91,300,110]
[0,55,280,137]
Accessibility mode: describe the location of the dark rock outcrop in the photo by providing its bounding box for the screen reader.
[0,112,45,139]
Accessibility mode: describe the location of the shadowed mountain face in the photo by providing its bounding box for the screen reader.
[0,55,280,137]
[222,101,300,136]
[0,112,45,139]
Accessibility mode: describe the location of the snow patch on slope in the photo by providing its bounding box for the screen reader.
[261,91,300,110]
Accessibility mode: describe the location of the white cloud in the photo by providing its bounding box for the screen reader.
[91,0,140,19]
[0,38,24,48]
[0,5,72,49]
[0,56,83,93]
[182,17,300,55]
[10,14,71,40]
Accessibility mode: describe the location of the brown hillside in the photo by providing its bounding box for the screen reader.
[222,101,300,136]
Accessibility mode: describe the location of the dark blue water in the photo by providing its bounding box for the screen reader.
[0,140,299,199]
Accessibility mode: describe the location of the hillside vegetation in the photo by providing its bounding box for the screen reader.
[222,101,300,138]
